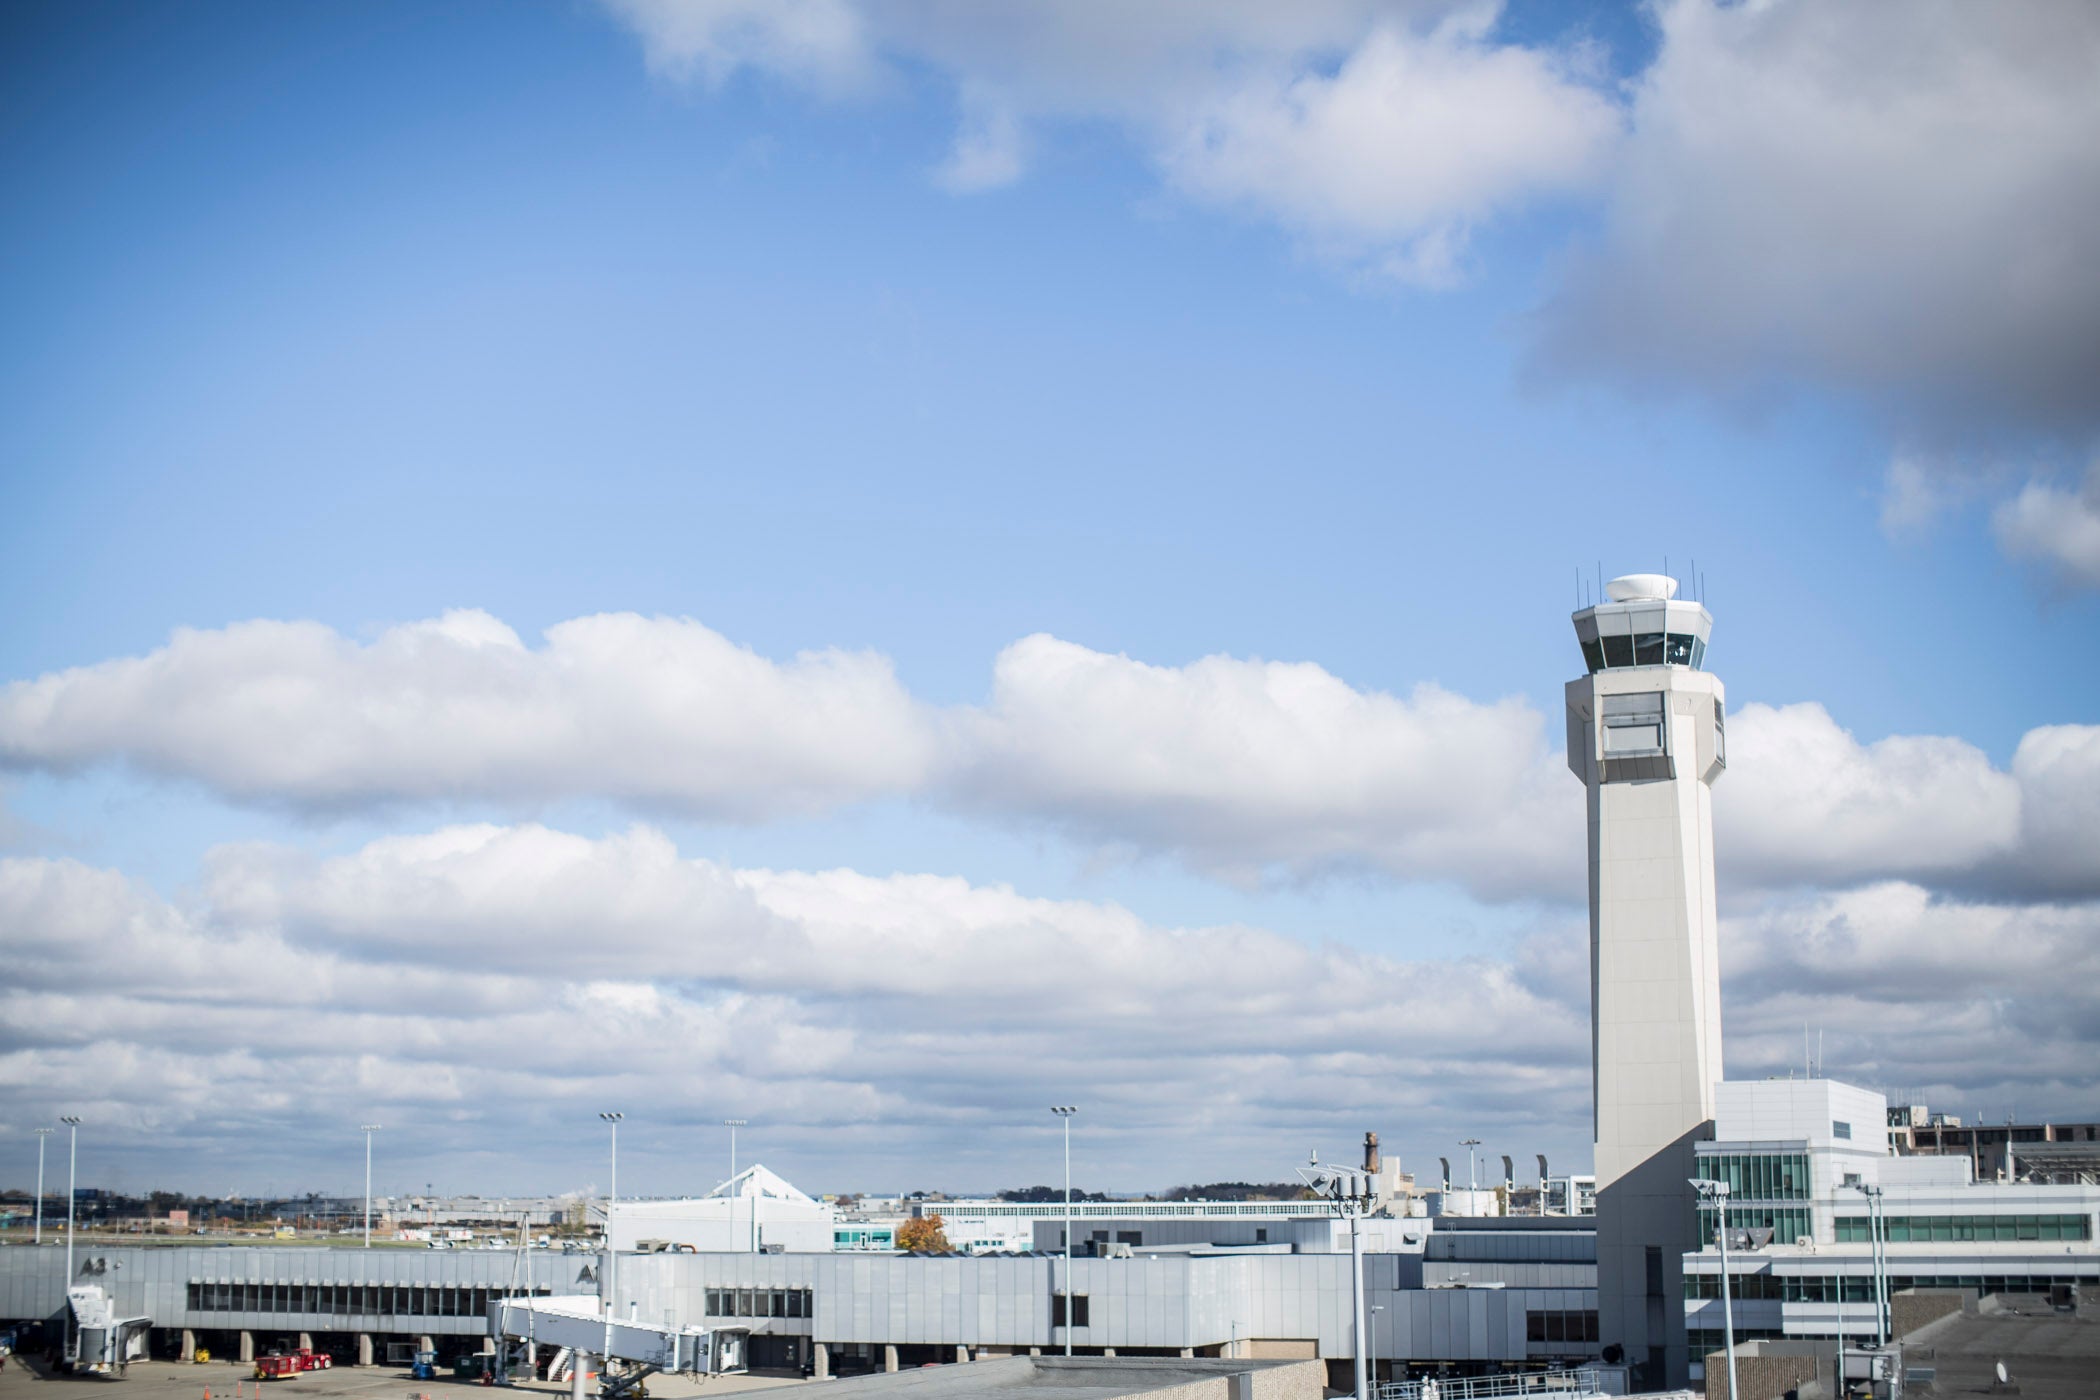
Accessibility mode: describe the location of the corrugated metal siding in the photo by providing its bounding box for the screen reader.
[0,1247,1594,1363]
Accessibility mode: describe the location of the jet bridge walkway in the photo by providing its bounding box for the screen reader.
[487,1295,747,1388]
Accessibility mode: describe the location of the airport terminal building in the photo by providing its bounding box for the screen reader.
[1682,1080,2100,1382]
[0,1204,1600,1385]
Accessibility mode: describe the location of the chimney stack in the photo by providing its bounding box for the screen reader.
[1363,1132,1381,1175]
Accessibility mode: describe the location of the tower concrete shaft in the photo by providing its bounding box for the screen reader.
[1565,573,1725,1391]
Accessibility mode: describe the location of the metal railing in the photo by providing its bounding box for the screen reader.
[1376,1367,1604,1400]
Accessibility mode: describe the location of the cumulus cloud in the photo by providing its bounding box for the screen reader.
[1534,0,2100,445]
[603,0,1616,281]
[0,832,1588,1190]
[0,610,936,818]
[947,632,1577,894]
[4,614,2095,905]
[10,831,2099,1192]
[1722,883,2100,1110]
[948,651,2094,902]
[2006,724,2100,900]
[1993,463,2100,590]
[602,0,871,91]
[600,0,2100,573]
[1158,15,1618,284]
[1715,703,2023,893]
[602,0,2100,422]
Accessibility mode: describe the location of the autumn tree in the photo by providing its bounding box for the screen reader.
[895,1214,954,1253]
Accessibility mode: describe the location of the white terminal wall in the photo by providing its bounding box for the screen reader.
[609,1198,837,1254]
[1714,1081,1889,1153]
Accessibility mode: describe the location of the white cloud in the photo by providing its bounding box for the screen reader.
[2007,723,2100,900]
[0,833,1589,1191]
[1993,463,2100,590]
[948,632,1577,894]
[1722,883,2100,1106]
[4,615,2095,905]
[1535,0,2100,444]
[0,610,936,818]
[603,0,871,92]
[600,0,1616,279]
[596,0,2100,526]
[1715,703,2023,893]
[1157,15,1618,284]
[11,831,2100,1192]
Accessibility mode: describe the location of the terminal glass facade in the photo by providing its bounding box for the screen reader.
[1834,1214,2091,1243]
[1695,1152,1810,1200]
[1694,1151,1811,1244]
[1524,1309,1598,1343]
[185,1283,550,1316]
[1689,1270,2094,1303]
[704,1288,813,1319]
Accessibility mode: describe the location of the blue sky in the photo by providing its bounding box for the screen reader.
[3,0,2097,1203]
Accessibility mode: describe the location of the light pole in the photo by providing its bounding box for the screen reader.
[723,1120,747,1253]
[1689,1179,1738,1400]
[1846,1182,1888,1347]
[1300,1156,1373,1400]
[599,1110,623,1377]
[33,1127,54,1245]
[61,1116,81,1272]
[1370,1304,1384,1391]
[1051,1107,1078,1357]
[60,1116,81,1361]
[1834,1259,1847,1396]
[1460,1139,1482,1196]
[360,1125,382,1248]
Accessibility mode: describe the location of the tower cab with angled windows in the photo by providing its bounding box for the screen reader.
[1566,573,1727,1392]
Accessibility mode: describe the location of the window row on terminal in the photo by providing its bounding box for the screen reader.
[185,1283,551,1317]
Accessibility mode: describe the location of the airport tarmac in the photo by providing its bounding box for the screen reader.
[0,1358,810,1400]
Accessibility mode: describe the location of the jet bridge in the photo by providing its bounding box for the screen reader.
[67,1285,152,1373]
[488,1294,747,1389]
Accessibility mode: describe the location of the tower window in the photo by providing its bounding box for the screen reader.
[1601,636,1633,668]
[1601,692,1667,757]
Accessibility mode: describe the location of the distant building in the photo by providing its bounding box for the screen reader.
[608,1166,835,1254]
[1888,1105,2100,1182]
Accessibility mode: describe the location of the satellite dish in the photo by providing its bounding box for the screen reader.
[1997,1361,2010,1384]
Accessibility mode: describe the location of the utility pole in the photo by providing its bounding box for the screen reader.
[361,1125,382,1248]
[599,1111,623,1376]
[1689,1180,1739,1400]
[61,1116,81,1362]
[33,1128,53,1245]
[1300,1155,1373,1400]
[1051,1107,1078,1357]
[723,1120,747,1252]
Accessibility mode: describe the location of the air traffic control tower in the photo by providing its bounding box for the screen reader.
[1566,573,1725,1390]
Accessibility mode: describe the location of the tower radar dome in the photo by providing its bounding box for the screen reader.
[1604,573,1678,602]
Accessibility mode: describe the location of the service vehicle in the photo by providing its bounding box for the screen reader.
[254,1355,301,1381]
